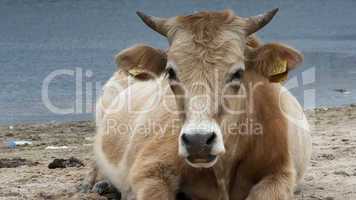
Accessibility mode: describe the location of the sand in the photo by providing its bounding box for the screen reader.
[1,106,356,200]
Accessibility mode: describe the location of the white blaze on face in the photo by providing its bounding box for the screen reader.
[174,64,229,168]
[168,61,245,168]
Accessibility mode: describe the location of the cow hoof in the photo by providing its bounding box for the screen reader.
[92,180,121,199]
[92,180,117,194]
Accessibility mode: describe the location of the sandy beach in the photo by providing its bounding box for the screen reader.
[1,1,356,199]
[0,105,355,200]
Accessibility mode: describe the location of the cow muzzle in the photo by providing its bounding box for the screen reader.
[179,122,225,168]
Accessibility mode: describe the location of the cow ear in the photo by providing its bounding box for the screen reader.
[247,43,303,83]
[115,44,167,80]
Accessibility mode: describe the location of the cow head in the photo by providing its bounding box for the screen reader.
[124,9,302,168]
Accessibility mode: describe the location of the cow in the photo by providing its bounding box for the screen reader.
[93,9,312,200]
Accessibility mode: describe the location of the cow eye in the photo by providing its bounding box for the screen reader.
[166,68,177,80]
[228,69,244,82]
[232,69,243,80]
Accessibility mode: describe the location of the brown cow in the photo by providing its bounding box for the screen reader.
[93,9,312,200]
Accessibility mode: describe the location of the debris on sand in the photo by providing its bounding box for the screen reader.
[14,140,33,146]
[45,146,69,150]
[334,171,350,177]
[85,137,94,142]
[0,140,33,149]
[0,158,39,168]
[48,157,84,169]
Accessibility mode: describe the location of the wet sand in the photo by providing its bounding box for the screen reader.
[1,105,356,200]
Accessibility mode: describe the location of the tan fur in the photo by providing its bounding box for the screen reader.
[245,42,303,82]
[176,10,236,41]
[93,10,311,200]
[116,44,167,80]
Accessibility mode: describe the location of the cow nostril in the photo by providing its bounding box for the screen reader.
[182,132,216,147]
[206,132,216,146]
[182,134,190,145]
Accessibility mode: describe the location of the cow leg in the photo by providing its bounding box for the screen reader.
[78,161,100,193]
[134,180,175,200]
[245,171,295,200]
[128,159,179,200]
[79,160,120,197]
[130,173,178,200]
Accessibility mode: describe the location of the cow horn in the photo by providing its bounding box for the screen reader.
[244,8,279,36]
[136,11,171,37]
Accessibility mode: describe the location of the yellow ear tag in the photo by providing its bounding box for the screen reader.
[269,59,288,83]
[128,67,146,77]
[270,59,288,76]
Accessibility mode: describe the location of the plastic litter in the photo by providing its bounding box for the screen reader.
[0,141,16,149]
[0,140,32,149]
[45,146,69,150]
[85,137,94,141]
[14,141,32,146]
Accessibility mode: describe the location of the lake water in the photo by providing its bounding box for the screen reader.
[1,0,356,124]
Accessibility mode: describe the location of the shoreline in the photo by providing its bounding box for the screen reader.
[1,105,356,199]
[1,103,355,127]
